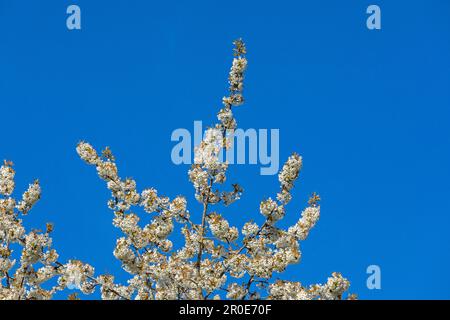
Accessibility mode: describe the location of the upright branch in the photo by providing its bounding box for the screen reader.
[191,39,247,286]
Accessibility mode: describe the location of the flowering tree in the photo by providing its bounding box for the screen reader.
[0,40,354,300]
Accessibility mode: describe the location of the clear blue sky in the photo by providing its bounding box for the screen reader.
[1,1,449,299]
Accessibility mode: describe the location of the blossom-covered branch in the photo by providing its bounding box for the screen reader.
[75,39,355,300]
[0,39,355,300]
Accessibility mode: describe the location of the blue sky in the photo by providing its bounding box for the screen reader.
[1,0,449,299]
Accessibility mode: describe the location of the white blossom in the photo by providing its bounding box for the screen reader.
[242,222,259,237]
[76,142,99,165]
[288,206,320,240]
[0,164,15,196]
[16,180,41,214]
[226,283,247,299]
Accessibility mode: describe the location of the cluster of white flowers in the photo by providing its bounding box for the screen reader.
[58,260,95,292]
[269,280,311,300]
[208,213,238,242]
[288,206,320,240]
[269,272,355,300]
[226,282,247,299]
[0,164,15,196]
[16,180,41,215]
[260,198,285,223]
[1,39,354,300]
[242,222,259,237]
[277,153,302,204]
